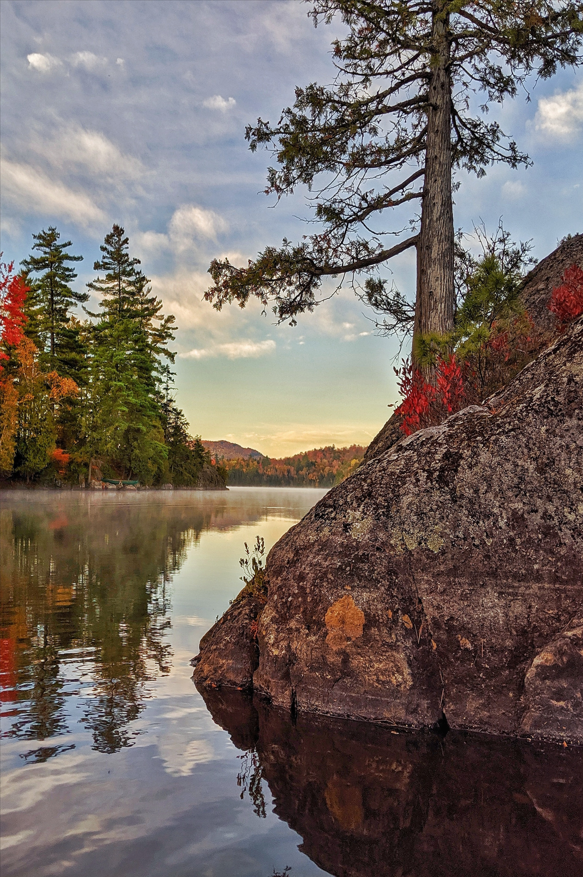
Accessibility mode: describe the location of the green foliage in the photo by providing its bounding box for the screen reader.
[21,226,86,374]
[236,537,267,603]
[413,222,537,368]
[86,224,141,319]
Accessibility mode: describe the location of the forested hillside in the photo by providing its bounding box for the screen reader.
[0,225,226,488]
[223,445,365,487]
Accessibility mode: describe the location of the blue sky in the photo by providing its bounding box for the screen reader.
[1,0,582,455]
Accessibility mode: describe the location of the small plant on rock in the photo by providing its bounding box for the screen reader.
[233,536,267,604]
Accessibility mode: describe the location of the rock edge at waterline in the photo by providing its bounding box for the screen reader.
[194,316,583,743]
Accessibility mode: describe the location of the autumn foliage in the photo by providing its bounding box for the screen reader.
[548,264,583,324]
[395,355,467,436]
[0,261,28,370]
[51,448,71,476]
[395,262,583,438]
[223,445,366,487]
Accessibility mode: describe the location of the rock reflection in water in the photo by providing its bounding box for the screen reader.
[199,686,583,877]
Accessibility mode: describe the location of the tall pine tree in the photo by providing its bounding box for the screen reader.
[21,227,86,376]
[85,225,177,484]
[87,224,141,319]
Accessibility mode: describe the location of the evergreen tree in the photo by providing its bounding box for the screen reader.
[84,226,177,484]
[205,1,583,361]
[87,224,141,319]
[21,227,85,373]
[158,365,210,485]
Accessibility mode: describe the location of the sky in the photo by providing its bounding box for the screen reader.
[1,0,582,456]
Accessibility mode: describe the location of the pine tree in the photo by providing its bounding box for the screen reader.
[21,227,85,373]
[205,1,583,361]
[85,227,177,484]
[87,224,141,319]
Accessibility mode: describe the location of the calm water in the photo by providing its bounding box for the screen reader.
[1,489,581,877]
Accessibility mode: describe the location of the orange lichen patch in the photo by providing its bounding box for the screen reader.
[324,776,364,830]
[531,649,555,668]
[325,595,365,651]
[458,636,473,651]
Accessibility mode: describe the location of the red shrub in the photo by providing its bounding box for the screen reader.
[51,448,71,476]
[548,264,583,323]
[395,353,466,436]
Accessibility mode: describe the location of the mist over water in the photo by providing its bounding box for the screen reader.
[1,489,581,877]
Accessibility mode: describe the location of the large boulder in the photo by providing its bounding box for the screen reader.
[196,315,583,742]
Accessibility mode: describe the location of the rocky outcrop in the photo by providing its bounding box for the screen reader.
[195,314,583,742]
[192,595,263,689]
[199,688,583,877]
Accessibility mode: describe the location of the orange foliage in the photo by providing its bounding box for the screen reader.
[223,445,366,487]
[51,448,71,475]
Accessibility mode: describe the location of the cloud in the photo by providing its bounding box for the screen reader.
[0,157,106,227]
[169,204,227,245]
[501,180,527,199]
[134,206,228,259]
[535,81,583,140]
[40,125,143,179]
[202,94,236,112]
[180,339,276,360]
[70,51,108,71]
[27,53,63,74]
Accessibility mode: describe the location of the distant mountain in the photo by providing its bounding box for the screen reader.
[202,440,265,461]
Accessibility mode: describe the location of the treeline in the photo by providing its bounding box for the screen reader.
[0,225,226,488]
[223,445,366,487]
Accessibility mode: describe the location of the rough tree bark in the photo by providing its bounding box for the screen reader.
[414,2,455,356]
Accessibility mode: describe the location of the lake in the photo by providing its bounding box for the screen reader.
[1,488,581,877]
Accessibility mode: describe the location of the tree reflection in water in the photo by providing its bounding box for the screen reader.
[0,496,220,757]
[199,685,583,877]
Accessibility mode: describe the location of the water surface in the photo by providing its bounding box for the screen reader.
[1,488,581,877]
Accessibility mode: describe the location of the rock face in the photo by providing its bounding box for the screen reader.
[192,595,263,690]
[195,315,583,742]
[199,688,583,877]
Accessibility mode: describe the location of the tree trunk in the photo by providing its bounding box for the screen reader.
[414,2,455,364]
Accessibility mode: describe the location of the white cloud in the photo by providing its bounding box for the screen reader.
[181,339,276,360]
[27,53,63,74]
[169,204,227,245]
[136,206,228,257]
[501,180,527,199]
[535,81,583,140]
[0,157,106,227]
[70,51,108,71]
[202,94,236,112]
[47,126,143,178]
